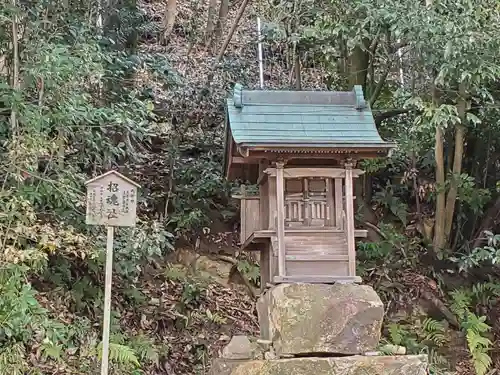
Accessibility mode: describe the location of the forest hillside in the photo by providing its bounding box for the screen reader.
[0,0,500,374]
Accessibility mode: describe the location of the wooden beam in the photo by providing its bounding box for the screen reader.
[231,156,261,164]
[344,159,356,277]
[264,167,364,179]
[275,161,286,277]
[285,255,349,261]
[250,145,392,152]
[273,275,362,284]
[231,195,259,200]
[247,151,386,160]
[248,228,368,237]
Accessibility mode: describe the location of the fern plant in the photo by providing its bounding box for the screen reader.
[0,344,31,375]
[450,288,493,375]
[382,319,448,373]
[97,342,140,368]
[462,313,493,375]
[129,334,160,366]
[205,309,227,325]
[471,282,500,306]
[420,318,447,347]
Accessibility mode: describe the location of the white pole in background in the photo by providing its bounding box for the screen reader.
[257,17,264,89]
[100,226,114,375]
[397,38,404,85]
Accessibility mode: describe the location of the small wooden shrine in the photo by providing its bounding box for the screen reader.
[223,83,395,288]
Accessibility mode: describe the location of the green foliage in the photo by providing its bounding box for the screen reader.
[358,158,388,174]
[449,286,495,375]
[451,231,500,272]
[113,220,175,280]
[463,313,492,375]
[383,318,448,372]
[357,223,418,282]
[373,184,409,226]
[168,148,230,235]
[237,259,261,286]
[0,265,48,345]
[420,318,447,347]
[97,342,140,368]
[129,335,161,366]
[0,0,182,371]
[0,343,32,375]
[181,282,204,308]
[204,309,227,325]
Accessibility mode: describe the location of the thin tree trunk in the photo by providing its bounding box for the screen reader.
[213,0,229,48]
[11,0,19,137]
[215,0,249,61]
[444,82,466,242]
[205,0,217,46]
[433,124,446,252]
[161,0,177,44]
[426,0,447,253]
[412,151,421,215]
[294,46,301,90]
[204,0,250,88]
[205,0,218,44]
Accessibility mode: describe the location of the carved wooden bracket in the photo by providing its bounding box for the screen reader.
[342,157,357,169]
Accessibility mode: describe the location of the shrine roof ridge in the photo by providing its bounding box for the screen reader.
[225,83,395,148]
[231,83,367,108]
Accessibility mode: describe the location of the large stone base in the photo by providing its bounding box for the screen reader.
[257,283,384,356]
[209,355,428,375]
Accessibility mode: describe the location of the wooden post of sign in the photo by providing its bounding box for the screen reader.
[84,170,140,375]
[101,226,114,375]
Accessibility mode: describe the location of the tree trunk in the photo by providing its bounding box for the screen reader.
[347,43,369,90]
[213,0,229,48]
[161,0,177,44]
[444,82,467,242]
[433,124,446,252]
[426,0,448,253]
[205,0,218,44]
[344,40,374,224]
[11,0,19,137]
[294,46,301,90]
[204,0,250,89]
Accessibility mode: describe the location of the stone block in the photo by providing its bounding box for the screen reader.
[257,283,384,356]
[209,355,428,375]
[222,335,259,360]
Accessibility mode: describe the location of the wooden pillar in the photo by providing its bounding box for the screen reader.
[240,185,246,243]
[303,178,311,226]
[275,161,286,276]
[344,158,356,277]
[334,178,343,229]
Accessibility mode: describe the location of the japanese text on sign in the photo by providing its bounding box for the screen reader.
[85,171,139,227]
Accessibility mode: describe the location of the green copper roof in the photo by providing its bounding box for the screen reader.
[225,84,393,148]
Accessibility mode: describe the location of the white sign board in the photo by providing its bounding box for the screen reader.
[85,170,140,227]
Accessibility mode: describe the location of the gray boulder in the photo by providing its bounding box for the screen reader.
[257,283,384,356]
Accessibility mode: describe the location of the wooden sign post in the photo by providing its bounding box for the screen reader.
[85,171,140,375]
